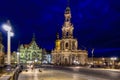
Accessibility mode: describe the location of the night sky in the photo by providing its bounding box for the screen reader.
[0,0,120,57]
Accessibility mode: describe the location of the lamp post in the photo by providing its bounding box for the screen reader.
[91,48,94,66]
[111,57,117,69]
[2,20,14,70]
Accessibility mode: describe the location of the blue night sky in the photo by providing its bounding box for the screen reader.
[0,0,120,57]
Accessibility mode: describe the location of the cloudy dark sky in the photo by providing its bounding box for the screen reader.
[0,0,120,57]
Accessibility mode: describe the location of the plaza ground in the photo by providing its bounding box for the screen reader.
[18,68,109,80]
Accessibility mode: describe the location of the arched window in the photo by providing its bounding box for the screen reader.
[66,43,68,49]
[66,32,69,37]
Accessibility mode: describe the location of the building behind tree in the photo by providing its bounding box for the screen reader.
[18,34,42,65]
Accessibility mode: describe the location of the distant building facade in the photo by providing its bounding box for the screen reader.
[0,32,4,65]
[18,35,42,64]
[42,49,52,64]
[88,57,120,68]
[88,57,109,66]
[11,51,17,64]
[52,6,88,66]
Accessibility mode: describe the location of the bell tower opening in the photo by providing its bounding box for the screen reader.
[66,32,68,37]
[66,43,69,49]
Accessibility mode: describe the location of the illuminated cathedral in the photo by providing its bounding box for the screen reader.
[52,6,88,66]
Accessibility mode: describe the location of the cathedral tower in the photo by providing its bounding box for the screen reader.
[62,6,74,38]
[52,1,88,66]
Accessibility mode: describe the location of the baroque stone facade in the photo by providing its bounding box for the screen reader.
[19,35,42,64]
[52,6,88,65]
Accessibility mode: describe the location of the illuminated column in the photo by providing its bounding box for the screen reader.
[92,48,94,65]
[2,20,14,66]
[7,30,11,65]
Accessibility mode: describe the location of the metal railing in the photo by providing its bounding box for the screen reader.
[0,65,22,80]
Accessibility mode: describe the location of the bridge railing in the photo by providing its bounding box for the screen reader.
[0,65,22,80]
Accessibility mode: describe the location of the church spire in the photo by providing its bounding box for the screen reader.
[64,5,71,22]
[64,0,71,22]
[62,0,74,39]
[56,32,59,40]
[32,33,35,41]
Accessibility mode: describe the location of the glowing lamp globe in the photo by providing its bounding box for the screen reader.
[2,24,12,31]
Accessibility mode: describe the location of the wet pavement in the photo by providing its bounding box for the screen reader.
[18,68,109,80]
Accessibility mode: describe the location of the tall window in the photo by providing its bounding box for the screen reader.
[72,41,75,50]
[66,43,68,49]
[66,32,68,37]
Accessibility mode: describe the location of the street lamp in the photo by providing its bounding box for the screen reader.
[111,57,117,69]
[2,20,14,70]
[91,48,94,66]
